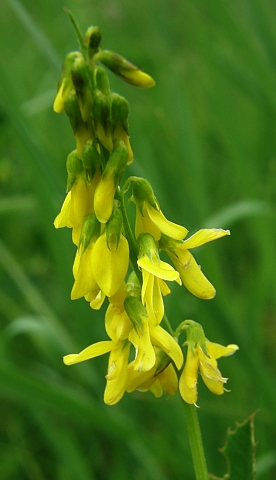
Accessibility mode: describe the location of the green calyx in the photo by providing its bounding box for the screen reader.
[66,150,84,191]
[78,213,101,253]
[105,204,123,252]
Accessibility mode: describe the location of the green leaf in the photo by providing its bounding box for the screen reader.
[210,413,258,480]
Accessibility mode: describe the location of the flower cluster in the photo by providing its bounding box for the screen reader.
[54,21,238,406]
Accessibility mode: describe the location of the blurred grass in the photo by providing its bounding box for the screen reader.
[0,0,276,478]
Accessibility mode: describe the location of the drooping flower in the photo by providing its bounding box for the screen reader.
[178,321,238,404]
[161,229,230,299]
[132,178,188,241]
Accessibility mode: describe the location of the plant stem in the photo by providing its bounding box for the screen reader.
[182,401,209,480]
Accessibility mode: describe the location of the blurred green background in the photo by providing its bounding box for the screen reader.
[1,0,276,478]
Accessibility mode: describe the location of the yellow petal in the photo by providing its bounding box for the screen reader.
[129,318,156,372]
[179,347,199,404]
[92,234,129,297]
[104,341,130,405]
[138,256,180,282]
[71,245,98,300]
[157,363,179,396]
[105,303,131,342]
[94,173,115,223]
[63,340,114,365]
[149,325,183,370]
[146,204,188,240]
[170,250,216,299]
[206,341,239,359]
[54,192,73,229]
[201,375,225,395]
[181,228,230,250]
[135,207,161,241]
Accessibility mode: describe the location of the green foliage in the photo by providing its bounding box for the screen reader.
[1,0,276,478]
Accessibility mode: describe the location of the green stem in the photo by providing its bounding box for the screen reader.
[182,401,209,480]
[117,187,142,285]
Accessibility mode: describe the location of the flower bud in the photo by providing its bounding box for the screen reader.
[98,50,155,88]
[82,141,101,181]
[92,91,113,151]
[66,150,84,191]
[94,66,110,96]
[94,141,128,223]
[71,56,93,122]
[65,91,94,158]
[111,93,133,164]
[84,26,102,58]
[105,204,123,252]
[53,51,82,113]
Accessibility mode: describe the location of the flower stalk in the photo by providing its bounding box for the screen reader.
[52,12,239,479]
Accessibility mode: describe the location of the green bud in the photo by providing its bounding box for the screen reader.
[66,150,84,191]
[111,93,129,134]
[84,26,102,58]
[132,177,157,214]
[94,67,110,96]
[98,50,155,88]
[64,91,94,158]
[71,56,93,122]
[53,51,82,113]
[93,91,113,151]
[124,295,148,333]
[105,204,123,252]
[64,90,83,133]
[78,213,101,253]
[82,141,101,181]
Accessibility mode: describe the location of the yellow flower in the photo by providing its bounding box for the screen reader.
[137,233,181,325]
[132,178,187,241]
[179,339,239,405]
[63,339,130,405]
[126,326,183,396]
[163,228,230,299]
[91,232,129,297]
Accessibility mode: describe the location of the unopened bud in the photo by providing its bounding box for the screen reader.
[94,67,110,96]
[84,26,102,58]
[93,91,113,151]
[98,50,155,88]
[111,93,133,164]
[71,56,93,122]
[65,91,94,158]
